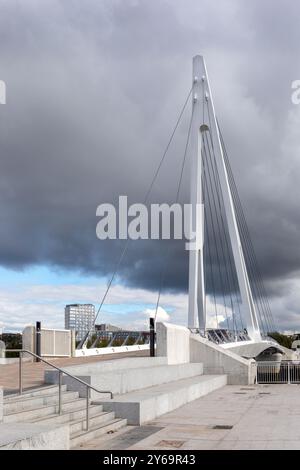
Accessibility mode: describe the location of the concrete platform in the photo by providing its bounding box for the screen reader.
[47,362,204,398]
[83,384,300,450]
[45,356,167,380]
[98,374,227,425]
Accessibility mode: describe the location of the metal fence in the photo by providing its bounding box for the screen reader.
[256,361,300,384]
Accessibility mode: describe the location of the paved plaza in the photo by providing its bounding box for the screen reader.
[78,384,300,450]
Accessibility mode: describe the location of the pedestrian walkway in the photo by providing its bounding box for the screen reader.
[79,384,300,450]
[0,350,147,393]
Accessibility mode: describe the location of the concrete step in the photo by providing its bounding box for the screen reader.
[31,404,104,426]
[0,422,69,450]
[3,397,88,423]
[4,390,80,414]
[69,411,116,434]
[70,418,127,448]
[53,363,204,398]
[93,363,204,397]
[45,357,167,385]
[4,384,68,401]
[99,374,227,425]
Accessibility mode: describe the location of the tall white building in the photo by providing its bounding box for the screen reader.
[64,304,95,341]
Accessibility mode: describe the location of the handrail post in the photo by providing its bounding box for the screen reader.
[288,361,291,384]
[58,371,62,414]
[19,351,23,395]
[86,385,89,431]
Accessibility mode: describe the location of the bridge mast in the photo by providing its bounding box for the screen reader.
[188,55,261,341]
[188,56,206,332]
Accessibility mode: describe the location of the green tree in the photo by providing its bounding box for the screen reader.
[268,332,293,349]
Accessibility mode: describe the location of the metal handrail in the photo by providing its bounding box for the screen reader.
[5,349,113,431]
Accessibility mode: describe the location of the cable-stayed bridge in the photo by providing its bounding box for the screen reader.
[2,55,297,452]
[186,55,278,358]
[80,55,282,362]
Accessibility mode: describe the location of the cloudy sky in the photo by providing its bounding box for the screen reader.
[0,0,300,333]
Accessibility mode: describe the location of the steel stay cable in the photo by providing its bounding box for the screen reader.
[202,137,230,330]
[204,129,242,333]
[217,124,275,332]
[80,87,193,346]
[154,106,194,322]
[205,102,243,332]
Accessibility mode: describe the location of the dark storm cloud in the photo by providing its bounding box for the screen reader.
[0,0,300,305]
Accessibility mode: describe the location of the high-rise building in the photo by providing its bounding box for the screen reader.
[64,304,95,341]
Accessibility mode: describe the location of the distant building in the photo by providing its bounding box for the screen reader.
[95,323,121,332]
[65,304,95,341]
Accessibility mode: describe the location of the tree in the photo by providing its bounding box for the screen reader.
[268,332,293,349]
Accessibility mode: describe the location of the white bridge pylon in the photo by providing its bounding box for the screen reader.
[188,55,261,342]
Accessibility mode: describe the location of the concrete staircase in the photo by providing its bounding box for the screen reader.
[2,357,227,448]
[2,384,127,448]
[47,358,227,427]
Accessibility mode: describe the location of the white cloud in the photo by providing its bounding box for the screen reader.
[0,278,247,333]
[0,281,186,332]
[143,306,170,322]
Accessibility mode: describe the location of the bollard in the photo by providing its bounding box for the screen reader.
[36,321,41,362]
[150,317,155,357]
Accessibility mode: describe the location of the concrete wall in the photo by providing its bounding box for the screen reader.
[190,334,256,385]
[156,322,256,385]
[22,326,35,359]
[156,322,190,364]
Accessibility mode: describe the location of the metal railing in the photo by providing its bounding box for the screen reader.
[5,349,113,430]
[256,361,300,384]
[189,328,251,344]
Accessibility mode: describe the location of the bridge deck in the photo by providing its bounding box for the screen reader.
[0,350,147,394]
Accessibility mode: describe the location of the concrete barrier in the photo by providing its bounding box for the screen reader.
[156,322,190,364]
[190,334,256,385]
